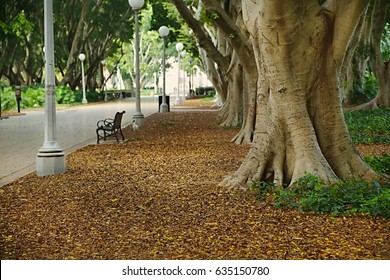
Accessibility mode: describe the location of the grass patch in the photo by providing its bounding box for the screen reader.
[200,96,215,102]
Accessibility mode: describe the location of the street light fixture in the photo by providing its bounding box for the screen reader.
[175,42,184,105]
[36,0,65,176]
[128,0,144,9]
[78,53,88,104]
[159,25,169,112]
[129,0,145,127]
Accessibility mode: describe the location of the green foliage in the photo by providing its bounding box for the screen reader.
[196,86,216,96]
[58,88,104,104]
[0,87,17,111]
[200,9,216,26]
[344,108,390,144]
[349,71,378,105]
[150,0,181,39]
[381,22,390,62]
[0,2,44,85]
[347,20,390,106]
[22,86,45,108]
[82,90,105,103]
[210,11,220,21]
[0,85,104,110]
[364,155,390,176]
[11,11,34,38]
[361,188,390,217]
[251,174,390,218]
[200,96,215,102]
[56,85,79,104]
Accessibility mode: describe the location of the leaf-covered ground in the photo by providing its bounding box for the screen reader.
[0,107,389,260]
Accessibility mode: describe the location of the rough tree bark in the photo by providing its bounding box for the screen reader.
[223,0,380,188]
[219,51,244,127]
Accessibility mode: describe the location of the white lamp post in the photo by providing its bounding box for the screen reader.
[188,57,194,97]
[78,53,88,104]
[129,0,145,127]
[181,50,187,99]
[36,0,65,176]
[175,42,184,105]
[159,25,169,112]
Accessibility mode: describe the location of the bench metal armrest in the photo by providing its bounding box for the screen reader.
[97,118,114,128]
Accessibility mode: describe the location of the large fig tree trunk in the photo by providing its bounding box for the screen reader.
[223,0,379,188]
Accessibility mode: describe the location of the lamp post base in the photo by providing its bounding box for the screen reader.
[174,96,182,105]
[82,98,88,104]
[132,112,145,128]
[160,103,169,112]
[36,150,66,176]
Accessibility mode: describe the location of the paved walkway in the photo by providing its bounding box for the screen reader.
[0,97,161,186]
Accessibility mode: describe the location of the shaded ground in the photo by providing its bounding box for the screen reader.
[0,104,389,260]
[0,111,24,119]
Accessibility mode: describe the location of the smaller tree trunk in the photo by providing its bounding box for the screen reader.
[350,0,390,109]
[220,52,243,127]
[61,0,91,87]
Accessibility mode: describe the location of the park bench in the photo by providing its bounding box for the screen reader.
[96,111,125,144]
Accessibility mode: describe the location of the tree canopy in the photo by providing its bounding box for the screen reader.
[0,0,189,90]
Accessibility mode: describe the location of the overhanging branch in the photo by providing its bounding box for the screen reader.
[169,0,229,67]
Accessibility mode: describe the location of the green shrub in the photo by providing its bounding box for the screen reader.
[361,188,390,218]
[0,86,46,110]
[22,86,45,108]
[381,22,390,62]
[251,174,390,218]
[56,85,80,104]
[84,90,105,103]
[364,155,390,176]
[196,86,216,96]
[0,86,17,111]
[348,72,378,105]
[1,85,106,110]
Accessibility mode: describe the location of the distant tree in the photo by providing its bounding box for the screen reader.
[121,6,172,91]
[170,0,248,129]
[56,0,133,90]
[0,1,44,85]
[0,0,134,90]
[357,0,390,109]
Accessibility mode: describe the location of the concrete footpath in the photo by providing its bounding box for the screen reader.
[0,97,161,187]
